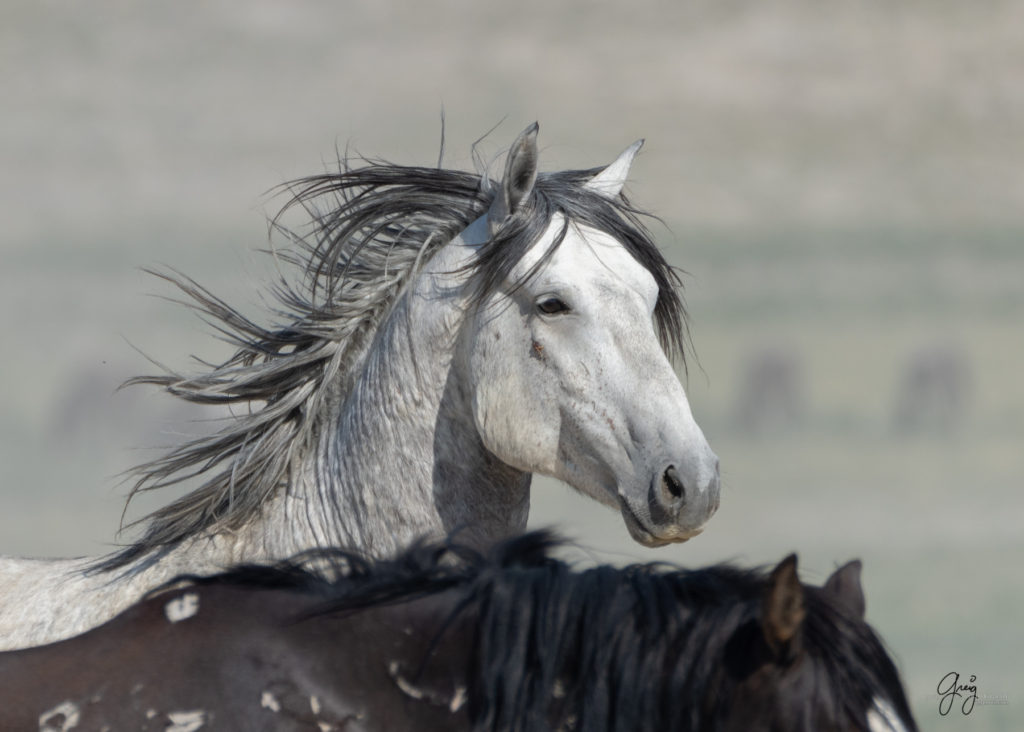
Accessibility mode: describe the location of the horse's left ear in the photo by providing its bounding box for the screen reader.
[823,559,866,619]
[584,139,644,199]
[488,122,540,238]
[762,553,806,662]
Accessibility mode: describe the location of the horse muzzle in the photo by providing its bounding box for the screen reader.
[618,460,721,547]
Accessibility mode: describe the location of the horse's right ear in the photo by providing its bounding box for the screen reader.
[584,139,643,199]
[762,554,806,662]
[823,559,866,619]
[488,122,540,238]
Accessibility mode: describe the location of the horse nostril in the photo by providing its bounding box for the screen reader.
[661,465,685,503]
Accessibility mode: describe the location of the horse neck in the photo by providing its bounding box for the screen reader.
[237,237,531,559]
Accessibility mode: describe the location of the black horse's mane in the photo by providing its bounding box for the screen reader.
[159,531,915,732]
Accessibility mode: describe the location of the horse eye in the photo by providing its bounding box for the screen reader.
[537,297,570,315]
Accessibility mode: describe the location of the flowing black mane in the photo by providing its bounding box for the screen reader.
[159,531,916,732]
[103,151,687,571]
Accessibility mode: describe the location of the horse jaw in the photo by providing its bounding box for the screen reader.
[467,216,719,546]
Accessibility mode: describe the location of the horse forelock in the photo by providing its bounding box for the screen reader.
[100,150,688,572]
[798,590,919,732]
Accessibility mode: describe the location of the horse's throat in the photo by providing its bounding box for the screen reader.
[307,295,530,552]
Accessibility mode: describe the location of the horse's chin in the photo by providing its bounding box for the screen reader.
[618,501,701,548]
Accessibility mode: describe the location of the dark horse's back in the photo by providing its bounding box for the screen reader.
[0,583,471,731]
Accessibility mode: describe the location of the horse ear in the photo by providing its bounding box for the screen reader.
[823,559,866,619]
[488,122,540,237]
[762,554,806,662]
[584,139,643,199]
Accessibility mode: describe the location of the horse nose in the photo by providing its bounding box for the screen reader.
[650,461,720,523]
[659,465,686,508]
[649,464,687,524]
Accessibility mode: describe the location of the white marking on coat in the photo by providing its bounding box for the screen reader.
[165,710,207,731]
[310,695,322,715]
[38,700,81,732]
[164,593,200,623]
[867,697,908,732]
[389,660,467,711]
[260,691,281,713]
[449,685,468,713]
[388,661,426,701]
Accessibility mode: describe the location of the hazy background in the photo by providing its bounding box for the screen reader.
[3,1,1021,727]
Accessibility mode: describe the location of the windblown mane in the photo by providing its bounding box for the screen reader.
[103,152,687,570]
[153,531,917,732]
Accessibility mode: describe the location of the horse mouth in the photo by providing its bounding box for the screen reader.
[617,498,701,547]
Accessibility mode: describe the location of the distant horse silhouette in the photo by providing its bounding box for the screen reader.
[1,532,916,732]
[733,344,805,435]
[0,124,719,649]
[893,344,970,435]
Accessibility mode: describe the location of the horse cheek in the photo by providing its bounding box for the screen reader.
[470,332,559,475]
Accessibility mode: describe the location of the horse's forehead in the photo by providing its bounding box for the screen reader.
[519,218,657,299]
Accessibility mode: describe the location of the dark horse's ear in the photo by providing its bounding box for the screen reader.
[488,122,540,238]
[823,559,866,619]
[762,554,806,662]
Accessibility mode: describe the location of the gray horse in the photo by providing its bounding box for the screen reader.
[0,124,719,649]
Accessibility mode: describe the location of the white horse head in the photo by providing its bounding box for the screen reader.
[426,124,719,545]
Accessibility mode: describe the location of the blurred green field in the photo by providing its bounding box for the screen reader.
[3,1,1022,728]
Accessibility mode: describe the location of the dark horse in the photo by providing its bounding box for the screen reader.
[1,532,915,731]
